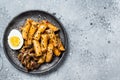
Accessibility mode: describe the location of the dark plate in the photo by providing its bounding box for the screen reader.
[3,10,68,74]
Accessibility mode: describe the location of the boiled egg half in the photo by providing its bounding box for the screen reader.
[8,29,24,50]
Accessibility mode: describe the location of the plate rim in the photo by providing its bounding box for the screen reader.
[3,10,68,74]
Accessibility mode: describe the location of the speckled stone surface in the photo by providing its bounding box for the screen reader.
[1,0,120,80]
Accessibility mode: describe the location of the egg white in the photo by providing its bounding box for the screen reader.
[8,29,24,50]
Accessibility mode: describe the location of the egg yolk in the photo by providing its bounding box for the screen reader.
[9,36,20,47]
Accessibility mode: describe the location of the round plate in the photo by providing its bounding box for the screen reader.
[3,10,68,74]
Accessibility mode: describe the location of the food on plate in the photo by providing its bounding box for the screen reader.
[33,40,42,56]
[56,34,65,51]
[37,53,46,64]
[42,20,59,31]
[41,34,48,52]
[34,24,47,40]
[21,19,32,40]
[53,47,61,56]
[27,21,38,45]
[46,43,53,62]
[8,29,23,50]
[18,50,40,70]
[15,18,65,71]
[49,33,58,47]
[46,51,53,62]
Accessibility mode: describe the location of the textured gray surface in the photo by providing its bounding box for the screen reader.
[0,0,120,80]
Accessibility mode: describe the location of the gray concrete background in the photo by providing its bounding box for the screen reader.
[0,0,120,80]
